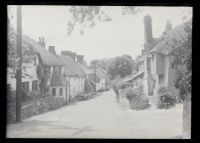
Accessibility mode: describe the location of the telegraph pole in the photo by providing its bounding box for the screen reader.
[16,5,22,122]
[94,64,96,92]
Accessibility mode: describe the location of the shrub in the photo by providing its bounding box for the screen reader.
[29,90,40,98]
[45,96,58,110]
[125,88,149,110]
[75,93,86,101]
[97,88,105,92]
[7,87,16,123]
[157,86,176,109]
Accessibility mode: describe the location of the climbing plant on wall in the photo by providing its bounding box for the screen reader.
[37,64,51,94]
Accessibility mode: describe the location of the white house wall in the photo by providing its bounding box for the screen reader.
[69,77,85,98]
[96,78,106,91]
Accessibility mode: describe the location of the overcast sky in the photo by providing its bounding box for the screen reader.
[8,6,192,64]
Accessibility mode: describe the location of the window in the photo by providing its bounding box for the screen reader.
[52,88,56,96]
[32,80,38,91]
[22,82,29,92]
[59,88,63,96]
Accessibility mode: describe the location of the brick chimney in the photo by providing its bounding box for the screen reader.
[144,14,153,45]
[61,50,77,61]
[165,20,172,32]
[77,55,84,65]
[38,37,46,48]
[49,46,56,55]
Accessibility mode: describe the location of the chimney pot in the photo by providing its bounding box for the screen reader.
[49,46,56,55]
[77,55,84,64]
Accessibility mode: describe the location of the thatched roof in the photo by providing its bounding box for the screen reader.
[96,68,106,79]
[58,55,77,76]
[50,67,69,87]
[78,63,94,75]
[57,55,86,77]
[22,35,64,66]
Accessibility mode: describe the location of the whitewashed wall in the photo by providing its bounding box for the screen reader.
[69,76,85,98]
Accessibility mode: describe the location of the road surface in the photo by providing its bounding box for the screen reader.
[7,90,183,138]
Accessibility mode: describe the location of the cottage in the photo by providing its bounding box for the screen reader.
[126,15,189,105]
[59,51,86,99]
[7,35,81,102]
[7,36,65,96]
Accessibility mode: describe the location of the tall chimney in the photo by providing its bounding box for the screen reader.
[38,37,46,48]
[165,20,172,32]
[49,46,56,55]
[77,55,84,65]
[144,14,153,45]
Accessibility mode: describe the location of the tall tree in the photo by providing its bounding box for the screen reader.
[106,55,134,80]
[166,20,192,138]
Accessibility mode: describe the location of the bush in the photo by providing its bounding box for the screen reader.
[125,88,149,110]
[74,93,86,101]
[29,90,40,98]
[45,96,64,110]
[97,88,105,92]
[157,86,176,109]
[7,87,16,123]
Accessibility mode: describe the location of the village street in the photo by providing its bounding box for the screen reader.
[7,90,183,139]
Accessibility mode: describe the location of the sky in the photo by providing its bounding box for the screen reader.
[8,6,192,64]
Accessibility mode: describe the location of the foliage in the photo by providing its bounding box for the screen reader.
[169,21,192,101]
[90,58,110,70]
[125,88,149,110]
[67,6,141,35]
[7,7,35,79]
[106,55,134,80]
[46,96,65,110]
[37,64,51,94]
[157,86,176,109]
[7,86,16,123]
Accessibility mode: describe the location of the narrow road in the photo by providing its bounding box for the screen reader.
[7,90,183,138]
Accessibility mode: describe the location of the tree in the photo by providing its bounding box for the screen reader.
[167,20,192,138]
[90,58,110,70]
[8,6,35,80]
[106,55,134,80]
[66,6,141,35]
